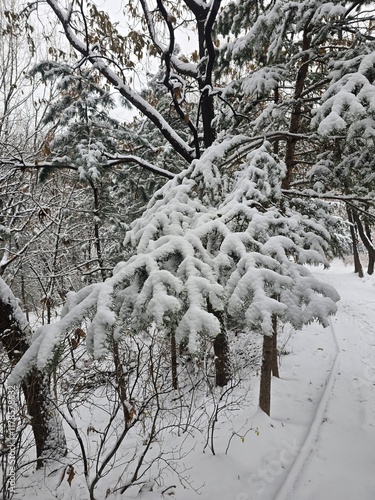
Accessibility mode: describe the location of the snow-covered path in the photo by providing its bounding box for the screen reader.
[277,264,375,500]
[171,261,375,500]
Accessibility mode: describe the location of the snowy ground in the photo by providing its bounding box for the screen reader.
[161,259,375,500]
[12,259,375,499]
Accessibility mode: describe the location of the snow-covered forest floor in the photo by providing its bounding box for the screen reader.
[12,259,375,500]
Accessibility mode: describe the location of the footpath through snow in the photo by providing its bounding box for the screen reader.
[276,262,375,500]
[175,259,375,500]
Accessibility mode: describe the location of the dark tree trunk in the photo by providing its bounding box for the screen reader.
[22,372,66,468]
[170,330,178,390]
[352,209,375,276]
[271,315,279,378]
[187,0,219,150]
[347,207,364,277]
[200,91,216,149]
[366,221,374,275]
[282,23,312,190]
[213,330,231,387]
[0,279,67,468]
[207,300,231,387]
[259,334,273,416]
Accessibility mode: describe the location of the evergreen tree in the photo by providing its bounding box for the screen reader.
[311,31,375,273]
[9,140,339,416]
[215,0,374,270]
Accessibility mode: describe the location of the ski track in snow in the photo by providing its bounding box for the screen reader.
[276,264,375,500]
[275,317,341,500]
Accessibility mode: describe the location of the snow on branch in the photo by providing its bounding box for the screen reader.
[313,55,375,140]
[0,277,31,338]
[0,155,175,180]
[9,138,340,382]
[45,0,195,164]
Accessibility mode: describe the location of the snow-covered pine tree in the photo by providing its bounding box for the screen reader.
[43,0,219,165]
[215,0,372,273]
[9,139,339,417]
[32,62,173,276]
[216,142,340,414]
[33,63,121,183]
[311,40,375,274]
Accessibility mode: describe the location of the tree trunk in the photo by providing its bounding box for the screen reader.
[347,207,364,277]
[282,23,312,190]
[259,334,273,416]
[170,330,178,390]
[0,278,67,468]
[207,300,231,387]
[365,222,374,275]
[22,372,66,468]
[271,315,280,378]
[184,0,219,151]
[213,330,231,387]
[352,209,375,276]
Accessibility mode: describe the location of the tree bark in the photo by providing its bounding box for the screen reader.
[213,330,231,387]
[259,334,273,416]
[271,315,279,378]
[21,372,66,468]
[282,22,313,190]
[170,330,178,390]
[197,0,220,149]
[182,0,219,150]
[0,278,66,468]
[352,209,375,276]
[347,207,364,277]
[365,222,374,275]
[207,301,231,387]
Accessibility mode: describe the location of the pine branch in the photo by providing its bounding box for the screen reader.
[103,154,175,179]
[0,155,175,179]
[45,0,195,164]
[282,189,375,206]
